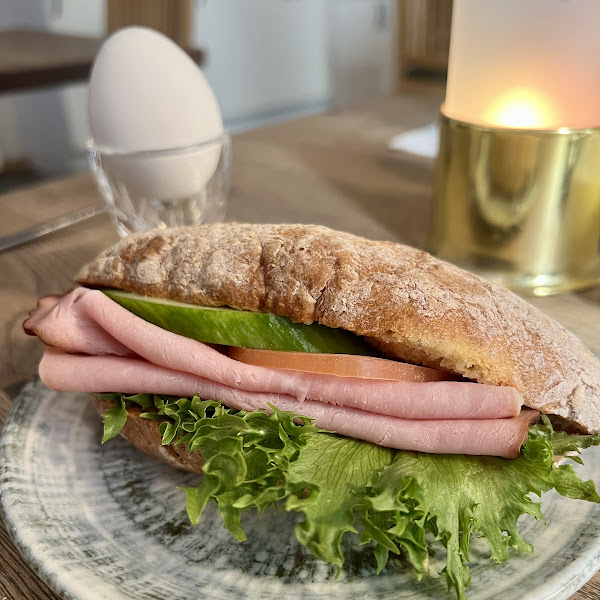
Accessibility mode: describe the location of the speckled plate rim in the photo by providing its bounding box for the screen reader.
[1,378,600,600]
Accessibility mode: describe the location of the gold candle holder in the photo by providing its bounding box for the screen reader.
[429,112,600,296]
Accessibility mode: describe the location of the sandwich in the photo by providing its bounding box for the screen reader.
[24,223,600,599]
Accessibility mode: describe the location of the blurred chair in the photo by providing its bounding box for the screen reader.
[107,0,204,64]
[397,0,453,87]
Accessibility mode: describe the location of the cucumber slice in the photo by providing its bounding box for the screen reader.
[104,289,373,355]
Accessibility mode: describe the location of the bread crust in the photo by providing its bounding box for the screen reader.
[78,224,600,433]
[92,396,203,473]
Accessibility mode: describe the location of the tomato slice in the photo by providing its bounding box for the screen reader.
[227,347,459,382]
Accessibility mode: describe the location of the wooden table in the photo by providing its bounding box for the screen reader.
[0,89,599,599]
[0,30,204,93]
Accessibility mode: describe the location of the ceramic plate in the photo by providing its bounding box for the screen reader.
[1,379,600,600]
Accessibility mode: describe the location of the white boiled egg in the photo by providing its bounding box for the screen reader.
[90,26,222,151]
[89,27,224,201]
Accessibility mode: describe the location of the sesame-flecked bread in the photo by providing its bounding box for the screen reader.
[77,223,600,434]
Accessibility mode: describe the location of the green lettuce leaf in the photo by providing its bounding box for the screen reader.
[101,396,600,600]
[97,392,162,443]
[358,416,600,600]
[140,395,319,538]
[529,416,600,502]
[285,433,394,571]
[96,393,127,443]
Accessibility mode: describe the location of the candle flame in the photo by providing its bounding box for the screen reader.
[486,89,556,129]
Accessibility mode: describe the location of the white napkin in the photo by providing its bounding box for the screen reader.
[388,122,439,159]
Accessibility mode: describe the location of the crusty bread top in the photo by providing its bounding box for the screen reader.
[77,223,600,434]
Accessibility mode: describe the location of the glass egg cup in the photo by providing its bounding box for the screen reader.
[87,133,231,238]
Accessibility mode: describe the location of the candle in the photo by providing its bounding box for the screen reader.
[485,88,557,130]
[443,0,600,130]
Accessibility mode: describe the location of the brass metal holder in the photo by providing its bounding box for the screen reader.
[429,112,600,296]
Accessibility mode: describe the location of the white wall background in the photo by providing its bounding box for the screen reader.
[193,0,332,129]
[329,0,396,109]
[0,0,396,176]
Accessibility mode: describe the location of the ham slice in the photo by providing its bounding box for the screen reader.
[39,347,538,458]
[25,293,132,357]
[25,288,538,457]
[25,288,523,421]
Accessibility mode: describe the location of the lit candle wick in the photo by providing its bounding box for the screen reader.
[485,89,556,129]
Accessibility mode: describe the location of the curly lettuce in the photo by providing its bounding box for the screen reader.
[99,394,600,600]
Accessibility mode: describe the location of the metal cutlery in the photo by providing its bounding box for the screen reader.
[0,206,105,253]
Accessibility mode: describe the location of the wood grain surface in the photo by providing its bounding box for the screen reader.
[0,89,599,600]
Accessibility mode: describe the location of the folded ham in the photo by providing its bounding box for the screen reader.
[40,347,538,458]
[25,288,537,458]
